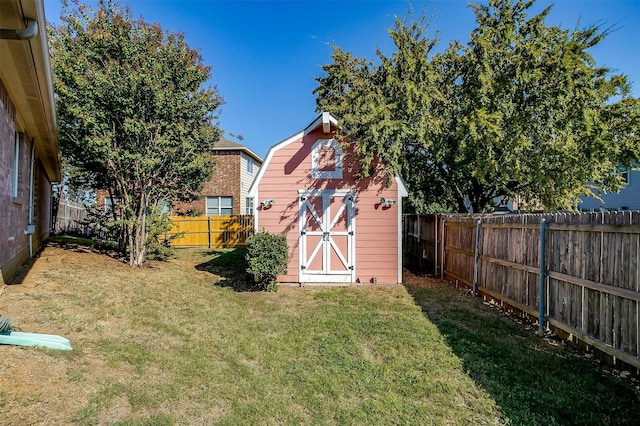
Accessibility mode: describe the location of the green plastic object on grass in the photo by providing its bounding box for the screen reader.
[0,331,72,351]
[0,315,72,350]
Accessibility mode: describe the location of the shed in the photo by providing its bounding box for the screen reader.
[248,112,408,285]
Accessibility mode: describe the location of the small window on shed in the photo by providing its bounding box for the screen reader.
[311,139,342,179]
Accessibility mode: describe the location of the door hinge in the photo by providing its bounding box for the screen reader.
[349,266,354,270]
[300,231,306,236]
[301,265,306,270]
[348,231,354,236]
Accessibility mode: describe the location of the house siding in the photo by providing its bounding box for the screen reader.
[239,152,259,215]
[173,146,262,216]
[173,150,241,215]
[0,79,53,283]
[254,125,404,284]
[579,170,640,211]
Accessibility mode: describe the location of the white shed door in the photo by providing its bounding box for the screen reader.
[299,189,355,283]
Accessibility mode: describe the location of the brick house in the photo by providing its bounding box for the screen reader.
[173,137,263,216]
[1,0,61,283]
[98,137,263,216]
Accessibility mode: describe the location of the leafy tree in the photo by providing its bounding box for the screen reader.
[49,0,223,265]
[315,0,639,213]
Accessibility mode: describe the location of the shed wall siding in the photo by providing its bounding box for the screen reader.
[256,127,402,284]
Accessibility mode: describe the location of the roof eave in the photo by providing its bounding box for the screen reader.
[211,146,263,163]
[303,111,339,136]
[0,0,60,181]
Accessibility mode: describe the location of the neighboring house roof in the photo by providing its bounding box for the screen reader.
[249,111,408,198]
[213,137,263,163]
[0,0,60,181]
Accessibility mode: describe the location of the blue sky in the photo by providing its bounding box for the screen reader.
[44,0,640,159]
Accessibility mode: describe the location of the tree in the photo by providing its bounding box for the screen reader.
[49,0,223,265]
[315,0,640,213]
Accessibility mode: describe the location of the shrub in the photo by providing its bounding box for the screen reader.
[145,210,178,261]
[245,231,288,291]
[79,206,124,247]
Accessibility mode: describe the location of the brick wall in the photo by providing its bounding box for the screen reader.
[95,151,244,216]
[0,79,47,283]
[95,189,109,211]
[173,150,241,215]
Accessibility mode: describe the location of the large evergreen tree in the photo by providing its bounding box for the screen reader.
[50,0,223,265]
[315,0,639,213]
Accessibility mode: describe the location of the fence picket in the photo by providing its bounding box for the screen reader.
[54,196,89,235]
[404,211,640,369]
[167,215,254,248]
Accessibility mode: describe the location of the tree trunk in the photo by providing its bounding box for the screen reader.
[128,193,148,267]
[134,209,147,267]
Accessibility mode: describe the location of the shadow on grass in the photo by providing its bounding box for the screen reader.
[195,248,261,292]
[404,279,640,425]
[49,235,125,259]
[8,236,124,285]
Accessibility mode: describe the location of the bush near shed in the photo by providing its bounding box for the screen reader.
[245,231,288,291]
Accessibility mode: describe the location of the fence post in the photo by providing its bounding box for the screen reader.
[434,214,438,277]
[539,218,548,337]
[440,218,446,280]
[207,216,212,249]
[473,219,482,296]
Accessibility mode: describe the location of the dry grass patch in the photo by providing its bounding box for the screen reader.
[2,242,636,425]
[0,243,505,425]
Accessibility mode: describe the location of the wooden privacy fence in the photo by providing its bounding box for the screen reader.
[403,214,440,275]
[404,211,640,369]
[167,215,254,248]
[54,196,89,235]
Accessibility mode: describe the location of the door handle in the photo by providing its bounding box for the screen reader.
[323,232,330,241]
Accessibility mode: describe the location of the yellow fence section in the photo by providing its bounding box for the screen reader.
[167,215,254,248]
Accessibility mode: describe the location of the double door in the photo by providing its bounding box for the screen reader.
[298,189,355,283]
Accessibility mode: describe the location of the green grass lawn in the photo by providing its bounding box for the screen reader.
[406,283,640,425]
[1,244,638,425]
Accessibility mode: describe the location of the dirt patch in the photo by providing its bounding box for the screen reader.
[0,245,130,425]
[403,272,457,289]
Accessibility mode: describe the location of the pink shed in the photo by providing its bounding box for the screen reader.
[248,112,408,285]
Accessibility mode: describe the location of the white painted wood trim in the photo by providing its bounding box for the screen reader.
[396,174,408,283]
[322,111,331,133]
[248,130,303,198]
[303,111,339,136]
[251,192,259,231]
[311,139,343,179]
[298,189,355,283]
[395,175,409,197]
